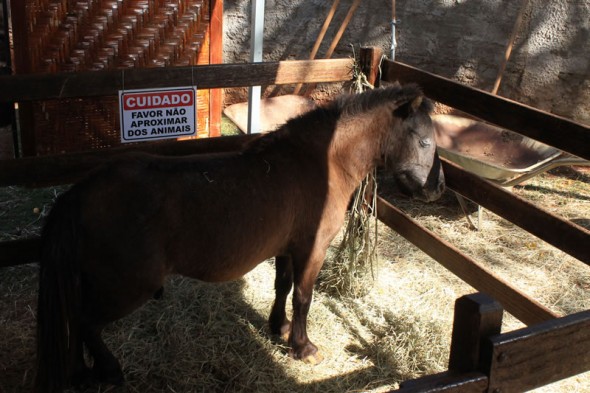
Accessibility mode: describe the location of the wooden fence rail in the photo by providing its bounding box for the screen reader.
[485,307,590,392]
[442,159,590,265]
[382,60,590,162]
[0,134,258,187]
[376,197,558,326]
[0,59,353,102]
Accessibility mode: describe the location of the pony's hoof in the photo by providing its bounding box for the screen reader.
[303,352,324,365]
[289,343,323,365]
[71,367,94,388]
[153,286,164,300]
[94,366,125,387]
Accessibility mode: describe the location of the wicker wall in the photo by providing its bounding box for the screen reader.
[11,0,218,156]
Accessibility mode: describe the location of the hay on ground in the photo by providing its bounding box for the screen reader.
[0,167,588,392]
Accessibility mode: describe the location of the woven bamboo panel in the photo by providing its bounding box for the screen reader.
[14,0,212,155]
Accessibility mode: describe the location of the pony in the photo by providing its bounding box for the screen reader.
[35,84,444,392]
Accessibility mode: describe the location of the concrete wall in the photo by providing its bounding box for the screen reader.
[222,0,590,125]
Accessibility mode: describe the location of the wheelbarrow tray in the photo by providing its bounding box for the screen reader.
[223,95,317,134]
[432,114,562,183]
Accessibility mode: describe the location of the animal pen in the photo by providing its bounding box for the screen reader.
[0,46,589,391]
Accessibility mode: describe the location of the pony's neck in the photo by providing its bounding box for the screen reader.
[329,109,395,192]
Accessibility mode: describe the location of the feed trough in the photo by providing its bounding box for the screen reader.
[433,114,588,186]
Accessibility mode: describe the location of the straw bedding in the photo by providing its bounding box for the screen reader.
[1,166,588,392]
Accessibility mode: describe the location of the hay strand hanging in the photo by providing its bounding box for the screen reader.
[318,47,379,298]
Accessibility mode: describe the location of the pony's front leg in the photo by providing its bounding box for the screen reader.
[269,255,293,340]
[289,250,325,365]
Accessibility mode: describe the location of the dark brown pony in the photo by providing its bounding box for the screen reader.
[35,84,444,392]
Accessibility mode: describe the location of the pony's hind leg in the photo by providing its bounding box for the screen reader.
[269,255,293,340]
[77,271,161,386]
[82,322,125,386]
[70,332,93,387]
[79,283,159,387]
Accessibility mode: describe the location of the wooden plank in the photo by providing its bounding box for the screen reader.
[381,60,590,161]
[9,1,35,157]
[0,134,257,187]
[292,0,341,95]
[448,294,503,373]
[0,59,353,103]
[442,158,590,265]
[208,0,224,137]
[376,196,558,326]
[9,1,30,74]
[396,371,488,392]
[0,238,42,267]
[485,310,590,392]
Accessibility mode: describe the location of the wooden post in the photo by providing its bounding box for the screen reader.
[398,293,500,392]
[359,47,383,87]
[390,0,397,60]
[448,293,503,373]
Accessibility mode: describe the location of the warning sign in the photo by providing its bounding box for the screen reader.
[119,86,197,143]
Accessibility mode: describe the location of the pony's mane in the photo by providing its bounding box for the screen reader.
[330,83,431,116]
[244,84,431,154]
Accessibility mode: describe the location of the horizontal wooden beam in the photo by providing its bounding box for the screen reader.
[396,371,488,392]
[442,158,590,265]
[0,134,257,187]
[0,59,353,102]
[485,309,590,392]
[382,60,590,161]
[0,238,41,267]
[376,196,558,326]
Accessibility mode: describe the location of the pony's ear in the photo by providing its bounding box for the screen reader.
[394,94,425,118]
[409,95,423,113]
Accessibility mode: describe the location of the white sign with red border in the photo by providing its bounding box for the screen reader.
[119,86,197,143]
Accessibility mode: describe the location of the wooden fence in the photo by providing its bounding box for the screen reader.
[0,51,589,392]
[381,58,590,392]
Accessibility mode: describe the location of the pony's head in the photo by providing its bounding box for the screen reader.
[381,86,445,202]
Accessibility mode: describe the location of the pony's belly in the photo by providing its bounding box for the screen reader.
[172,244,281,283]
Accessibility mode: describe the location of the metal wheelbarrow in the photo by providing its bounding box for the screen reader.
[432,114,589,228]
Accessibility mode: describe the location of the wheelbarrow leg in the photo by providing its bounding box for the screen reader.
[455,193,481,231]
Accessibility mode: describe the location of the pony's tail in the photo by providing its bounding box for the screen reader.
[35,191,82,393]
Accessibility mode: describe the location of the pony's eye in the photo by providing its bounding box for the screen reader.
[419,138,432,148]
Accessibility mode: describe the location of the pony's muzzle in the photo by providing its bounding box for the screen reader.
[395,163,445,203]
[422,159,445,202]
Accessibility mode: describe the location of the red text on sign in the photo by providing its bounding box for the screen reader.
[123,91,194,110]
